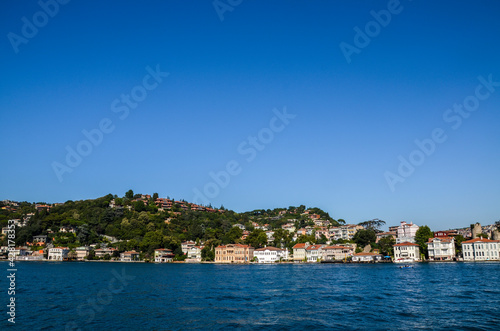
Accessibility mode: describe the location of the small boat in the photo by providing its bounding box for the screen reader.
[399,264,413,269]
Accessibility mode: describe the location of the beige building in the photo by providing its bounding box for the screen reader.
[154,248,174,262]
[323,245,354,261]
[215,244,254,263]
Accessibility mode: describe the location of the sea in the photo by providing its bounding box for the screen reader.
[1,261,499,330]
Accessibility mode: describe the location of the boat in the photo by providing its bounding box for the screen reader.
[399,264,413,269]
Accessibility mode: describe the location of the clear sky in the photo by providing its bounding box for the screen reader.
[1,0,499,231]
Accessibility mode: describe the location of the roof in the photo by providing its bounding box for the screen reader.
[255,247,284,252]
[462,238,499,244]
[393,242,419,247]
[354,252,382,256]
[428,237,454,243]
[292,243,306,249]
[324,245,351,250]
[306,245,322,251]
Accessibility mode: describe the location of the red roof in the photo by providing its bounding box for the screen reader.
[324,245,351,250]
[306,245,322,251]
[354,252,382,256]
[292,243,306,249]
[393,242,419,247]
[462,238,499,244]
[428,237,453,243]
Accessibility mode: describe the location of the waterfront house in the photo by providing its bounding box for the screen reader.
[48,247,69,261]
[254,246,288,263]
[120,250,141,262]
[186,245,204,261]
[181,241,196,254]
[396,221,419,244]
[215,244,254,263]
[305,244,324,262]
[12,246,29,257]
[75,246,90,260]
[323,245,354,261]
[427,237,456,261]
[462,238,500,261]
[292,243,307,262]
[393,242,420,262]
[352,252,383,262]
[94,247,117,258]
[154,248,174,262]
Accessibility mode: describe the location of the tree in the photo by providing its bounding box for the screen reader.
[415,225,433,259]
[245,229,267,248]
[352,229,376,248]
[455,234,466,256]
[153,193,159,200]
[358,219,386,231]
[125,189,134,199]
[378,236,396,256]
[201,246,215,261]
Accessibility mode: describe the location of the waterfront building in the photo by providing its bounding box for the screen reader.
[75,246,90,260]
[181,241,196,254]
[396,221,419,244]
[48,247,69,261]
[462,238,500,261]
[94,247,117,258]
[154,248,174,262]
[186,245,204,260]
[393,242,420,262]
[427,237,456,261]
[352,252,383,262]
[254,246,288,263]
[120,250,141,262]
[292,243,307,262]
[328,225,363,241]
[322,245,354,261]
[215,244,254,263]
[305,244,324,262]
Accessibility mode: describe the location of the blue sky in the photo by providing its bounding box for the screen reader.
[1,0,499,231]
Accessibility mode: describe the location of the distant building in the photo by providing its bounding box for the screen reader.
[393,242,420,262]
[396,221,419,244]
[94,247,117,258]
[352,252,383,262]
[462,238,500,261]
[292,243,308,262]
[376,231,396,243]
[322,245,354,261]
[427,237,456,261]
[48,247,69,261]
[181,241,196,254]
[186,246,204,261]
[75,246,90,261]
[154,249,174,263]
[214,244,254,263]
[305,244,324,262]
[120,250,141,262]
[232,224,246,231]
[254,247,288,263]
[33,235,48,244]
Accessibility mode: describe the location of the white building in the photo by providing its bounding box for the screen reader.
[181,241,196,254]
[352,252,383,262]
[396,221,419,244]
[393,242,420,262]
[427,237,456,261]
[462,238,500,261]
[48,247,69,261]
[186,246,204,260]
[305,244,324,262]
[329,225,363,241]
[254,246,288,263]
[155,248,174,263]
[281,223,296,233]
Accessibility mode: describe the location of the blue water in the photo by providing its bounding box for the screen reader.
[1,262,499,330]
